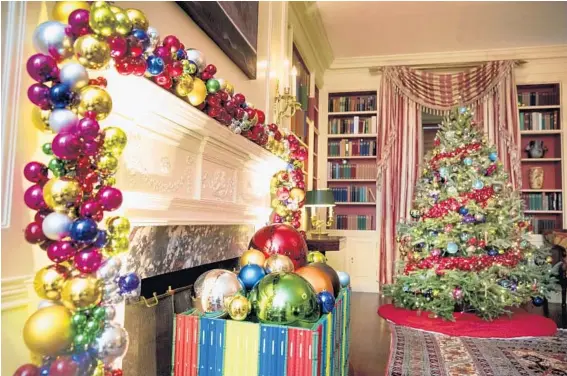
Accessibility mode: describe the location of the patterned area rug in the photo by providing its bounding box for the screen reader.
[387,324,567,376]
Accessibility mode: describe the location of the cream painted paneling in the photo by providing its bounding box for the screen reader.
[317,1,567,58]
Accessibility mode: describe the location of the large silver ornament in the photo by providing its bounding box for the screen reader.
[92,322,129,364]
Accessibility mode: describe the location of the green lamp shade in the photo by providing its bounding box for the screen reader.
[305,189,335,207]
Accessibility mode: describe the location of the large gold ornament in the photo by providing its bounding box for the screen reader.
[227,295,251,321]
[106,216,131,235]
[102,127,128,156]
[23,305,73,356]
[34,264,69,300]
[89,1,116,37]
[174,75,195,97]
[239,249,266,268]
[60,274,103,311]
[264,254,294,273]
[97,154,118,173]
[307,251,327,264]
[290,187,305,202]
[104,235,130,256]
[77,85,112,121]
[52,1,90,23]
[43,177,82,212]
[31,107,52,132]
[125,8,149,31]
[111,7,132,36]
[187,77,207,106]
[74,34,111,70]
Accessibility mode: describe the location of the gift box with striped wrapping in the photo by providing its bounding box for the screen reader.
[172,288,351,376]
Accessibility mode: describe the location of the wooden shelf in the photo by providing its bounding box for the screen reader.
[328,156,377,160]
[520,130,562,135]
[519,105,560,110]
[521,189,563,192]
[328,179,375,182]
[521,158,562,162]
[524,210,563,214]
[328,111,377,116]
[328,134,378,139]
[335,202,376,206]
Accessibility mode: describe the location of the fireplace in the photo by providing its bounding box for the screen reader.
[122,224,254,376]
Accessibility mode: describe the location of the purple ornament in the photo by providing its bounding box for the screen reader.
[26,53,59,82]
[76,117,100,140]
[74,247,103,273]
[24,161,48,183]
[81,139,100,156]
[461,214,476,224]
[28,83,51,109]
[118,273,140,293]
[47,240,77,263]
[96,186,123,211]
[24,184,47,210]
[52,132,81,160]
[68,9,90,34]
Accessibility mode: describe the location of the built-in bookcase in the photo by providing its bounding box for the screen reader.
[517,83,564,233]
[326,91,378,231]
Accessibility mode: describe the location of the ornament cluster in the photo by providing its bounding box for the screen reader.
[16,1,308,375]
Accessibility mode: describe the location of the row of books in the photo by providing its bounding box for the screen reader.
[522,193,563,211]
[327,163,377,180]
[329,95,376,112]
[530,218,559,234]
[331,186,376,203]
[519,111,560,130]
[518,92,559,107]
[328,116,378,135]
[333,215,374,230]
[328,139,377,157]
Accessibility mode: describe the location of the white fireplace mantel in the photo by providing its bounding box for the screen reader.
[100,70,285,227]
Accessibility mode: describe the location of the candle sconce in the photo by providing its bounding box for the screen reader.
[274,79,302,126]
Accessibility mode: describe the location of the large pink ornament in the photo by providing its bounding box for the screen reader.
[24,184,47,210]
[76,117,100,140]
[67,9,90,37]
[74,247,103,273]
[28,83,51,109]
[24,222,48,244]
[26,53,59,82]
[79,199,102,218]
[52,132,80,160]
[96,186,123,211]
[24,161,48,183]
[47,241,77,263]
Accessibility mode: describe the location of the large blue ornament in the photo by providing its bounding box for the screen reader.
[71,350,96,374]
[489,152,498,162]
[176,49,187,60]
[337,271,350,287]
[317,291,335,314]
[146,55,165,76]
[238,264,266,290]
[70,217,98,243]
[486,247,499,256]
[131,28,149,49]
[463,157,473,166]
[39,365,50,376]
[49,83,73,108]
[118,273,140,293]
[458,206,469,215]
[473,179,484,190]
[446,242,458,254]
[532,296,544,307]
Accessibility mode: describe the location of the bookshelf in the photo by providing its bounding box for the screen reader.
[517,83,564,234]
[326,91,378,231]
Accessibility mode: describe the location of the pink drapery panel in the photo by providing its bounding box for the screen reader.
[377,61,521,286]
[377,82,422,286]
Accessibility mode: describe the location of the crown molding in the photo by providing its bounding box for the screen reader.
[288,1,334,88]
[330,44,567,70]
[1,275,32,311]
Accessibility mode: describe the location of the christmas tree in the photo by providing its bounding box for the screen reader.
[383,108,555,320]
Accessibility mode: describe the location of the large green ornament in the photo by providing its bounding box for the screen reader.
[206,79,220,94]
[307,251,326,264]
[251,272,320,326]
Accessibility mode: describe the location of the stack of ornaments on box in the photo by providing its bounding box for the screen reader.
[192,223,350,327]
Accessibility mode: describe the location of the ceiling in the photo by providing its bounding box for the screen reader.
[315,1,567,58]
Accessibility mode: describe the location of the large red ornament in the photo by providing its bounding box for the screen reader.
[249,224,307,269]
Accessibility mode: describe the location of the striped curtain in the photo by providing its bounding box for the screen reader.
[377,61,521,286]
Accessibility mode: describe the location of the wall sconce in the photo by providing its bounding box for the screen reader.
[273,79,301,126]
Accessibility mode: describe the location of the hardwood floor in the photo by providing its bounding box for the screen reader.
[347,292,566,376]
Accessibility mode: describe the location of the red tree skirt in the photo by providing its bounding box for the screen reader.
[378,304,557,338]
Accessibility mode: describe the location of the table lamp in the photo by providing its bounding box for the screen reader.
[305,189,336,237]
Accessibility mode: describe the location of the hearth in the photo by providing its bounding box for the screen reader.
[122,224,253,376]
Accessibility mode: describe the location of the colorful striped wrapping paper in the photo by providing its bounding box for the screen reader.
[172,288,351,376]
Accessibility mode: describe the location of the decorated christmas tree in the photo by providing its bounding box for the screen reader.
[383,108,555,320]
